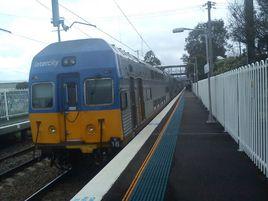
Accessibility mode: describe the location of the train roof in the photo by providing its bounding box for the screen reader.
[34,38,112,57]
[31,38,169,79]
[109,43,166,75]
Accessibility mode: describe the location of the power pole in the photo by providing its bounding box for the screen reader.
[195,57,199,97]
[51,0,62,42]
[238,41,242,56]
[205,1,216,123]
[193,61,196,83]
[244,0,255,63]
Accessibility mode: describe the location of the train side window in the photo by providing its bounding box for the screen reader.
[120,92,128,110]
[165,86,169,92]
[32,83,53,109]
[85,78,113,105]
[128,65,133,72]
[150,71,154,79]
[146,88,152,100]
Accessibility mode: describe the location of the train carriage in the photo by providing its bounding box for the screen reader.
[29,38,182,166]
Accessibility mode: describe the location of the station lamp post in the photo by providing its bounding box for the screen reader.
[172,27,215,123]
[172,28,203,97]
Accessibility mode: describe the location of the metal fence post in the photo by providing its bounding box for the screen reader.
[4,91,9,120]
[237,70,243,152]
[196,59,268,177]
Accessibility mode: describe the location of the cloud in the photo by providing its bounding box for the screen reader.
[0,0,228,81]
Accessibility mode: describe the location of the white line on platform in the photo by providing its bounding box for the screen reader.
[71,93,181,201]
[0,120,29,130]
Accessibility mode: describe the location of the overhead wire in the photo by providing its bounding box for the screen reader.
[91,6,201,21]
[35,0,50,10]
[0,27,48,44]
[36,0,135,51]
[112,0,161,60]
[13,33,48,44]
[58,3,137,53]
[35,0,92,38]
[112,0,151,50]
[0,12,46,21]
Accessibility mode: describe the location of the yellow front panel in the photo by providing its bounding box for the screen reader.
[29,109,123,144]
[30,113,64,143]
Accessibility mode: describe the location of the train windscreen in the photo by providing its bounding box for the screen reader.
[32,83,54,109]
[85,78,113,105]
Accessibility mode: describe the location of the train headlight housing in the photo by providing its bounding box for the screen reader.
[62,56,76,67]
[87,124,95,135]
[48,125,56,134]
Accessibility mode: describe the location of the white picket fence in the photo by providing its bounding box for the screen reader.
[193,58,268,177]
[0,89,29,120]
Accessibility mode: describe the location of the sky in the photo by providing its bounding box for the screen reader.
[0,0,229,81]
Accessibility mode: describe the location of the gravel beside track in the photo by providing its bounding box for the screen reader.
[0,152,116,201]
[0,149,40,178]
[0,159,61,201]
[40,157,113,201]
[0,138,33,160]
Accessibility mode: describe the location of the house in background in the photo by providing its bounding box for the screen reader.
[0,81,28,90]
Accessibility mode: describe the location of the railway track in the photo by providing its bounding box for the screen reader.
[24,169,71,201]
[0,157,39,181]
[0,146,34,163]
[0,144,40,181]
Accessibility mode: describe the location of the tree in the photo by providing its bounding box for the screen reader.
[228,0,268,62]
[256,0,268,15]
[228,0,246,43]
[256,0,268,58]
[182,20,228,79]
[244,0,255,63]
[144,50,161,66]
[16,82,28,89]
[214,56,247,75]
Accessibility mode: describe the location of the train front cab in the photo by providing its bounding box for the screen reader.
[30,70,124,157]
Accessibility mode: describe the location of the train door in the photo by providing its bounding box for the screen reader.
[137,78,145,121]
[129,77,137,128]
[59,74,80,141]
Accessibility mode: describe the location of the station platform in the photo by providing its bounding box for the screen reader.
[165,92,268,201]
[0,115,29,136]
[73,91,268,201]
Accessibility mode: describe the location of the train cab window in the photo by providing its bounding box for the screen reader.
[85,78,113,105]
[120,92,128,110]
[32,83,53,109]
[64,82,77,107]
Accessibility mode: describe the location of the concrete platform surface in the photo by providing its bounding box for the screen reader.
[75,91,268,201]
[165,92,268,201]
[0,115,29,136]
[72,93,182,201]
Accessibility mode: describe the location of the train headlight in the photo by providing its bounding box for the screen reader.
[87,124,95,135]
[62,56,76,67]
[48,125,56,134]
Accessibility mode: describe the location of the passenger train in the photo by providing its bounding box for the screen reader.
[29,38,183,167]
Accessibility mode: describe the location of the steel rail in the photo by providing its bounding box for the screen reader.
[24,169,71,201]
[0,146,34,163]
[0,158,39,181]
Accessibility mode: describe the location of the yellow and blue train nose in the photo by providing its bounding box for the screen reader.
[30,109,123,153]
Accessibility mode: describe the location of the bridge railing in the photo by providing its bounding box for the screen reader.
[0,89,29,121]
[193,59,268,177]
